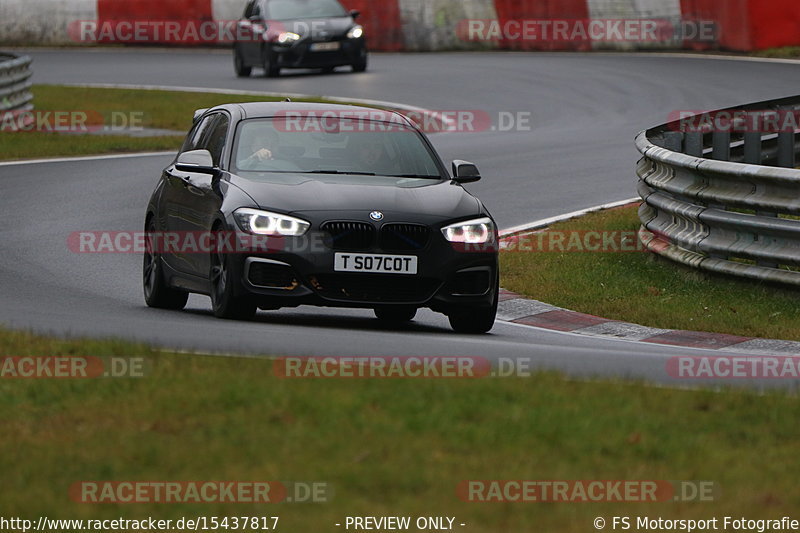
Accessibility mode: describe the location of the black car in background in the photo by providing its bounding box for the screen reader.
[233,0,368,77]
[143,102,499,333]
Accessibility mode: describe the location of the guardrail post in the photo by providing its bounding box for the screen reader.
[684,131,703,157]
[663,132,683,152]
[777,131,796,168]
[712,131,731,161]
[743,132,762,164]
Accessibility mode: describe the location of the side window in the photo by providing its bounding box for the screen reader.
[243,0,256,19]
[202,114,230,168]
[181,115,215,153]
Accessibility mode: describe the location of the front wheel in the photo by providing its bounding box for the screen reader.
[447,278,499,334]
[143,220,189,310]
[264,52,280,78]
[210,231,257,320]
[233,47,252,77]
[352,57,367,73]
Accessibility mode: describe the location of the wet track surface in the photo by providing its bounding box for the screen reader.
[2,48,799,384]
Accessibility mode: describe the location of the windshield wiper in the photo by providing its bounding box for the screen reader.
[307,170,376,176]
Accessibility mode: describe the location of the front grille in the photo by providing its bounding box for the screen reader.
[310,274,440,303]
[380,224,430,252]
[247,261,298,290]
[322,221,375,251]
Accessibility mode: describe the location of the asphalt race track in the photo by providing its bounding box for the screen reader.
[2,48,800,384]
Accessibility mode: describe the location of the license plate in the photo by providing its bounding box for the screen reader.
[334,253,418,275]
[310,41,341,52]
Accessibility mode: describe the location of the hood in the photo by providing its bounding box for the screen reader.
[229,173,482,221]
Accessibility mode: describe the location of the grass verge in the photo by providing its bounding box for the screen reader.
[0,85,330,161]
[500,204,800,340]
[753,46,800,59]
[0,327,798,531]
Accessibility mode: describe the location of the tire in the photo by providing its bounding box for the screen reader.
[143,219,189,310]
[447,277,499,334]
[233,47,252,77]
[352,56,367,73]
[264,52,280,78]
[374,306,417,322]
[209,228,257,320]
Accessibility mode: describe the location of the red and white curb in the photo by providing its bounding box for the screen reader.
[497,291,800,355]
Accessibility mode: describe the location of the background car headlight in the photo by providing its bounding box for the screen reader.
[277,31,301,44]
[441,217,495,244]
[347,25,364,39]
[234,208,310,236]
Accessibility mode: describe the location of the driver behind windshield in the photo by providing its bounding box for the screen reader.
[238,128,279,170]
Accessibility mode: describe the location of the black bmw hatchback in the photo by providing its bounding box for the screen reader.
[143,103,499,333]
[233,0,368,77]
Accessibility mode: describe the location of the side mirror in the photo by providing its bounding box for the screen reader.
[350,9,360,19]
[452,160,481,183]
[175,149,219,176]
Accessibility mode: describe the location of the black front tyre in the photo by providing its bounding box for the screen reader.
[374,306,417,323]
[233,47,252,77]
[143,221,189,310]
[447,278,499,334]
[210,231,257,320]
[264,52,280,78]
[352,56,367,73]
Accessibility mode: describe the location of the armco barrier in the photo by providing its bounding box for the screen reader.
[0,53,33,117]
[636,96,800,286]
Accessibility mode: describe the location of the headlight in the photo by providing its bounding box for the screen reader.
[347,25,364,39]
[441,217,495,244]
[234,208,310,236]
[277,31,301,44]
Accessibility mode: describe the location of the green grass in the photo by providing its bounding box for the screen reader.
[0,327,798,531]
[0,85,332,160]
[501,205,800,340]
[754,46,800,59]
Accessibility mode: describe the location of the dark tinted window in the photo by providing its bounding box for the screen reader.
[243,0,256,18]
[181,115,215,153]
[204,114,230,167]
[233,117,443,179]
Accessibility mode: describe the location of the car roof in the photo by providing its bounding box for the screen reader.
[204,102,416,128]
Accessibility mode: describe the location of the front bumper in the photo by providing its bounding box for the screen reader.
[226,225,498,313]
[271,38,366,68]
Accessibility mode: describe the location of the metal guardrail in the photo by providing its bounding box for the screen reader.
[0,52,33,116]
[637,95,800,286]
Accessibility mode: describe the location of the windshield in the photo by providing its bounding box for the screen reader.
[265,0,347,20]
[232,116,444,180]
